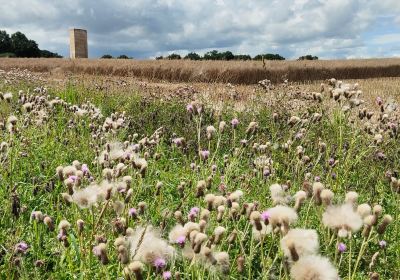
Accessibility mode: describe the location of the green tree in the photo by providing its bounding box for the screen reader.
[117,54,130,59]
[167,53,181,60]
[203,50,221,60]
[234,54,252,61]
[40,50,62,58]
[101,54,113,59]
[0,30,12,53]
[298,55,318,60]
[253,53,285,60]
[11,32,40,57]
[221,51,234,60]
[184,52,201,60]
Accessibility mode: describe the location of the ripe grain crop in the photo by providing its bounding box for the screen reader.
[1,57,400,84]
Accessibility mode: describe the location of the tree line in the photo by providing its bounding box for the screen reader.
[0,30,61,58]
[153,50,318,61]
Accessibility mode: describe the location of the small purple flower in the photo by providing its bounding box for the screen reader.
[186,104,194,113]
[129,208,137,217]
[331,172,337,180]
[211,164,217,172]
[328,158,335,166]
[68,175,78,182]
[376,152,386,160]
[190,207,200,214]
[379,240,387,249]
[154,257,166,269]
[57,231,65,241]
[173,138,183,146]
[92,246,101,256]
[188,212,196,221]
[231,118,239,128]
[163,271,172,280]
[338,242,346,253]
[81,164,89,174]
[218,183,226,193]
[261,211,270,222]
[314,176,321,182]
[176,236,186,246]
[200,150,210,160]
[295,133,303,140]
[376,97,383,106]
[15,242,28,253]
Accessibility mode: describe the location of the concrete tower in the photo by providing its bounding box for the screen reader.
[69,29,88,58]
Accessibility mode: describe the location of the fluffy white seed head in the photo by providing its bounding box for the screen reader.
[280,229,319,261]
[290,255,338,280]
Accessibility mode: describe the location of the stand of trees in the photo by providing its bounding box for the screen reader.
[155,50,287,61]
[298,55,318,60]
[100,54,133,59]
[0,30,61,58]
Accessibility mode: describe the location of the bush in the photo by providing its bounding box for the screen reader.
[167,53,181,60]
[40,50,62,58]
[0,52,16,58]
[184,52,201,60]
[298,55,318,60]
[101,54,113,59]
[117,55,130,59]
[234,54,252,61]
[253,53,285,60]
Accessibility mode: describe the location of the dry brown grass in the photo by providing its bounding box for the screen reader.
[1,57,400,84]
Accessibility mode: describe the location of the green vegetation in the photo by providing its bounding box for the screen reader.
[0,30,61,58]
[298,55,319,61]
[0,79,398,279]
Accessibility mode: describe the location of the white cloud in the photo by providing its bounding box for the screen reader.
[0,0,399,58]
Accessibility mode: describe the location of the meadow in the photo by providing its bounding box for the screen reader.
[0,69,399,280]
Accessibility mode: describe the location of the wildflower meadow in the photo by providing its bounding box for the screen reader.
[0,73,399,280]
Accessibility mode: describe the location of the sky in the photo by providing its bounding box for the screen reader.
[1,0,400,59]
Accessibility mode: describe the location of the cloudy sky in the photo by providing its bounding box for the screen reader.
[1,0,400,59]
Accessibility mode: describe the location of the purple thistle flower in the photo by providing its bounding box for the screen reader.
[261,211,270,222]
[328,158,335,166]
[200,150,210,160]
[331,172,337,180]
[81,164,89,174]
[176,236,186,246]
[154,257,166,269]
[15,242,28,253]
[338,242,346,253]
[163,271,172,280]
[92,246,101,256]
[57,231,65,241]
[68,175,78,182]
[231,118,239,128]
[379,240,387,249]
[263,169,271,178]
[295,133,303,140]
[376,152,386,160]
[190,207,200,214]
[376,97,383,106]
[186,104,194,113]
[173,138,183,146]
[128,208,137,217]
[314,176,321,182]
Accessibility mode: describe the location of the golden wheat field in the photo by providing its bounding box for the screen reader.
[1,57,400,84]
